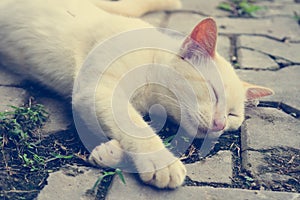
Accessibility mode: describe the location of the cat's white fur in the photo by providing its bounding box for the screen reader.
[0,0,273,188]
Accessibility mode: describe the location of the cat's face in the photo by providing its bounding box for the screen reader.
[170,18,273,138]
[213,53,246,132]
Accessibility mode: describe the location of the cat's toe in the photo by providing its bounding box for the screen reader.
[139,167,170,188]
[137,155,186,188]
[88,139,124,167]
[88,144,107,167]
[168,160,186,188]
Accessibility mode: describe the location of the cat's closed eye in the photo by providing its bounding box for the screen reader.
[225,111,244,131]
[228,113,239,117]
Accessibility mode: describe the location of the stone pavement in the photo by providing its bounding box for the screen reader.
[0,0,299,200]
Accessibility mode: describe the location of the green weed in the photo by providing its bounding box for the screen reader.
[0,102,48,171]
[1,102,77,172]
[91,168,125,193]
[218,0,263,17]
[294,12,300,25]
[163,135,175,147]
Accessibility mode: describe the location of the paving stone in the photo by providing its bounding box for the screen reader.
[185,151,232,184]
[237,35,300,63]
[241,107,300,187]
[37,165,101,200]
[181,0,229,16]
[217,17,300,41]
[106,173,300,200]
[167,12,206,34]
[242,150,296,187]
[218,35,231,61]
[0,67,25,86]
[241,107,300,150]
[37,97,72,136]
[0,86,29,112]
[237,48,278,70]
[237,66,300,110]
[255,0,300,17]
[141,12,166,27]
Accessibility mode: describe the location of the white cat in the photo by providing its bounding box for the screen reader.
[0,0,273,189]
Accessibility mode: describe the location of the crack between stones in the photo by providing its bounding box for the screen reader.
[220,33,300,70]
[258,101,300,119]
[268,55,300,69]
[244,14,298,20]
[220,33,300,43]
[228,35,238,65]
[246,34,299,44]
[184,176,232,188]
[237,46,300,71]
[241,146,300,154]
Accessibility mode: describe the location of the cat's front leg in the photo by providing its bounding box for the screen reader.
[122,106,186,188]
[89,95,186,188]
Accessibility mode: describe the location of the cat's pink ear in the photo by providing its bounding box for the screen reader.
[181,17,217,58]
[243,82,274,100]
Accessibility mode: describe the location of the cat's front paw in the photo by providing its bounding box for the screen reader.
[88,139,124,167]
[134,150,186,189]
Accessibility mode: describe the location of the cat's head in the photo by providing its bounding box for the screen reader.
[171,18,274,138]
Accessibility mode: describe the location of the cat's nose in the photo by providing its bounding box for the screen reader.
[210,117,226,132]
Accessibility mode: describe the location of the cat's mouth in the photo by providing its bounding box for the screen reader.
[209,116,227,132]
[183,116,226,140]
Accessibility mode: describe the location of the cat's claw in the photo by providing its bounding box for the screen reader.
[134,150,186,188]
[88,139,124,168]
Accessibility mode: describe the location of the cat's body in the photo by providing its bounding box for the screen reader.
[0,0,273,188]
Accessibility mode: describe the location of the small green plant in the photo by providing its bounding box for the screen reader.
[181,136,190,143]
[52,153,74,159]
[1,101,80,172]
[0,104,48,141]
[91,168,125,193]
[294,11,300,25]
[0,102,49,171]
[218,0,263,17]
[163,135,175,147]
[243,175,255,186]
